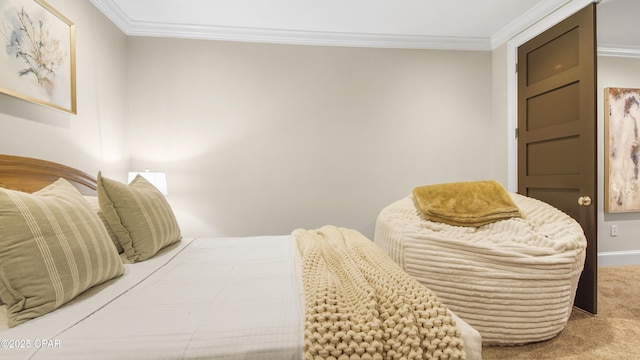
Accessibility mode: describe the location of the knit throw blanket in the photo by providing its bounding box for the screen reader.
[293,226,466,360]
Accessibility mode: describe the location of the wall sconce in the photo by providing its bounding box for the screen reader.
[128,169,168,195]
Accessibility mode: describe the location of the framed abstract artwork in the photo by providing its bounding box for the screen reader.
[0,0,76,114]
[605,87,640,212]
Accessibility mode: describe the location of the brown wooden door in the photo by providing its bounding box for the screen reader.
[517,4,597,314]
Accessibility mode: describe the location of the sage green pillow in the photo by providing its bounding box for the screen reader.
[83,195,124,254]
[0,178,124,327]
[97,173,181,262]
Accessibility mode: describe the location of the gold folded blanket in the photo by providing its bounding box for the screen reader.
[413,180,521,227]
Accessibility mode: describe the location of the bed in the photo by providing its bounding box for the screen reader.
[0,154,482,359]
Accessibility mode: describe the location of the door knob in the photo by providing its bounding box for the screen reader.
[578,196,592,206]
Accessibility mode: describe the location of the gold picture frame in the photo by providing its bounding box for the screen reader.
[0,0,76,114]
[604,87,640,212]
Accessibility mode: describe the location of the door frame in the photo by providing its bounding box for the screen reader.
[506,0,594,192]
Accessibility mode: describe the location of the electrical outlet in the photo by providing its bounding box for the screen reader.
[610,225,618,237]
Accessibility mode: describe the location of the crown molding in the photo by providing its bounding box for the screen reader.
[131,22,492,50]
[89,0,491,50]
[491,0,571,49]
[598,45,640,58]
[90,0,578,51]
[90,0,131,33]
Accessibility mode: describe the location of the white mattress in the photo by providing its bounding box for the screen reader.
[0,236,482,359]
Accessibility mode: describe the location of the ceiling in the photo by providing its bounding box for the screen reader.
[597,0,640,56]
[90,0,640,55]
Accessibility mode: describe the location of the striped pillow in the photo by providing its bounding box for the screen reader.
[83,195,124,254]
[0,178,124,327]
[97,172,181,262]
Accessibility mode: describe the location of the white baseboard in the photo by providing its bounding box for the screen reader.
[598,251,640,267]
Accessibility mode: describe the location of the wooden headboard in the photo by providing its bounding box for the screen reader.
[0,155,97,195]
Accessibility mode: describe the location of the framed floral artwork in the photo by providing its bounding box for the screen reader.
[0,0,76,114]
[605,87,640,212]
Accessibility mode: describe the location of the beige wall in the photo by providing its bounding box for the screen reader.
[0,0,129,178]
[0,0,512,240]
[127,37,506,238]
[598,55,640,259]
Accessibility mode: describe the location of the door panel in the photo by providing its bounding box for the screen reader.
[518,4,597,313]
[527,137,580,175]
[528,83,580,130]
[526,27,580,85]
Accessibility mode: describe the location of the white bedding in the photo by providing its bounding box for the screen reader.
[0,236,481,360]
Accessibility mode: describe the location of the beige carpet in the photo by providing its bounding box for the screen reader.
[481,265,640,359]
